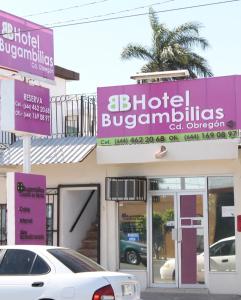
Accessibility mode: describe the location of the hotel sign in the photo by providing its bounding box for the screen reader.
[97,76,241,145]
[0,10,54,83]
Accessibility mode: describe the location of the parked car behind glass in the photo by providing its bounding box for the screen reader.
[160,236,235,282]
[120,239,147,266]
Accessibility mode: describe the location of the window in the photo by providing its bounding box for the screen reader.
[65,115,79,136]
[149,177,205,191]
[0,250,50,275]
[31,255,50,274]
[208,176,235,272]
[210,239,235,257]
[48,248,105,273]
[118,201,147,269]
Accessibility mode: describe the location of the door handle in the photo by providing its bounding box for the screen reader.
[32,282,44,287]
[221,259,228,263]
[178,228,182,242]
[171,228,182,242]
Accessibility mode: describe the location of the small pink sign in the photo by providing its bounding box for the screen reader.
[14,172,46,245]
[1,80,50,136]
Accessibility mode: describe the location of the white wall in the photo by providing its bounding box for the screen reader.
[97,140,239,164]
[38,76,66,96]
[0,176,6,204]
[1,149,241,294]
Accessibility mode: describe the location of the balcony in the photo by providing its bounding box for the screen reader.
[0,93,97,146]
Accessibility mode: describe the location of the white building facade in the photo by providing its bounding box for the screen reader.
[0,74,241,295]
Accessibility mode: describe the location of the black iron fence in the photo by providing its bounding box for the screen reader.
[0,204,7,245]
[46,188,59,246]
[0,93,97,146]
[50,94,97,138]
[0,132,16,148]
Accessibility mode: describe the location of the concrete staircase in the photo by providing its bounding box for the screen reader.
[78,222,98,262]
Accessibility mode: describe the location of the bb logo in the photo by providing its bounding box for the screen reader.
[17,182,25,193]
[107,94,131,112]
[1,21,14,40]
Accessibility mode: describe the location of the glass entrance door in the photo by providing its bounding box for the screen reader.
[152,194,176,285]
[151,193,205,287]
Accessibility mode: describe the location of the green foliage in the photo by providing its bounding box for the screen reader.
[121,7,213,78]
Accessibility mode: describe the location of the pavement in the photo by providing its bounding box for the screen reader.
[141,288,241,300]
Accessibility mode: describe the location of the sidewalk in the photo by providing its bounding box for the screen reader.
[141,289,241,300]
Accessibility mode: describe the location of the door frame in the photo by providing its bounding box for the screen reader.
[177,191,207,288]
[58,184,101,263]
[148,190,208,288]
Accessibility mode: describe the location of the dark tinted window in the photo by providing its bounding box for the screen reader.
[31,255,50,274]
[230,241,236,255]
[210,240,234,257]
[0,250,35,275]
[48,248,105,273]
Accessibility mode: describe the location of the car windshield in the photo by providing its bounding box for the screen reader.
[48,248,105,273]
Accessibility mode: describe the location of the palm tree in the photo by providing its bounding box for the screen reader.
[121,8,213,78]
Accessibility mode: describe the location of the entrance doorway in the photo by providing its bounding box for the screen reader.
[59,184,100,263]
[151,192,205,287]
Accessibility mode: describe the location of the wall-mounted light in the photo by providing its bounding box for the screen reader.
[155,145,167,159]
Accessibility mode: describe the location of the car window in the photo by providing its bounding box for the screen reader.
[30,255,50,274]
[0,249,35,275]
[210,240,234,257]
[230,241,236,255]
[48,248,105,273]
[0,249,50,275]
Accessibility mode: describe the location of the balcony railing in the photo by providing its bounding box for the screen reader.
[51,94,97,138]
[0,93,97,146]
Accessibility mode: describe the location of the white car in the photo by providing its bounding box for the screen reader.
[160,236,235,282]
[0,245,141,300]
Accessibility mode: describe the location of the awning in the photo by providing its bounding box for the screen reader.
[0,136,96,166]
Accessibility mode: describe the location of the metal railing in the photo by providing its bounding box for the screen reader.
[0,93,97,146]
[50,94,97,139]
[0,132,16,148]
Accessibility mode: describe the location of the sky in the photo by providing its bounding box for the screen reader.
[1,0,241,94]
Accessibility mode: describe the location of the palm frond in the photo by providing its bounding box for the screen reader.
[176,36,209,50]
[149,7,159,33]
[121,8,213,78]
[121,44,153,61]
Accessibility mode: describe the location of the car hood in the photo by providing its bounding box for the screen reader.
[162,258,175,268]
[121,240,146,248]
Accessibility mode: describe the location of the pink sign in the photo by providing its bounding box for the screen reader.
[14,172,46,245]
[97,76,241,145]
[1,80,50,136]
[0,10,54,82]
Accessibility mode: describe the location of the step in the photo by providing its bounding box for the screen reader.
[90,223,98,231]
[82,240,97,249]
[78,248,97,257]
[86,230,98,239]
